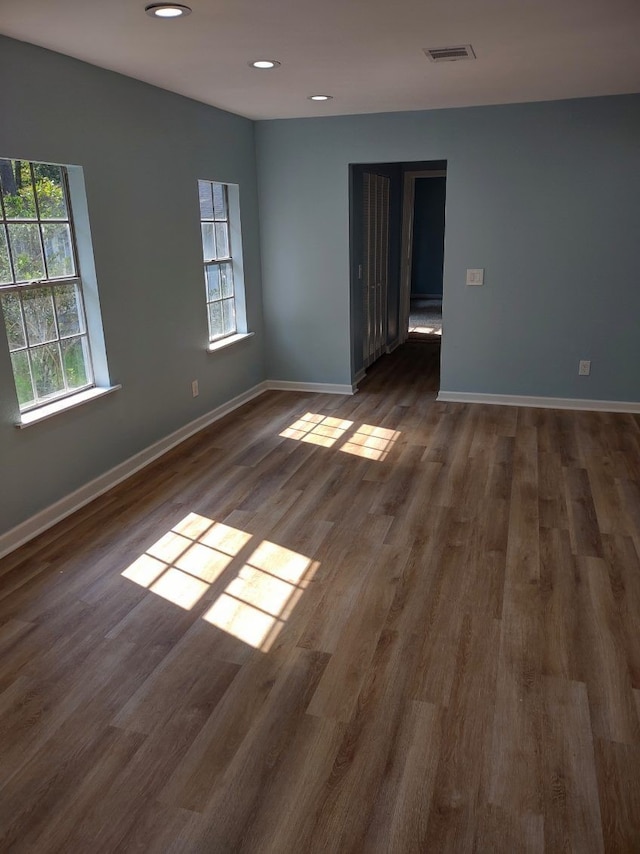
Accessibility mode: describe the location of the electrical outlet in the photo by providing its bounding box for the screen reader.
[192,379,199,397]
[578,360,591,376]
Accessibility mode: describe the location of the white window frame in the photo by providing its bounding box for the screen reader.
[0,157,116,425]
[198,179,250,350]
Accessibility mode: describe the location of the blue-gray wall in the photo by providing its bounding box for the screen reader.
[411,176,446,299]
[0,36,265,535]
[256,95,640,396]
[2,31,640,542]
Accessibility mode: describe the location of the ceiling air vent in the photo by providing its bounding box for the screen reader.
[424,45,476,62]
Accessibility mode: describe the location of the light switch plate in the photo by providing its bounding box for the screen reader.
[466,268,484,286]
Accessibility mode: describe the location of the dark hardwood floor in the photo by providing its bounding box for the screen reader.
[2,339,640,852]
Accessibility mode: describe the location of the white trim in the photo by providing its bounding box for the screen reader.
[207,331,255,353]
[17,385,122,428]
[0,377,362,558]
[6,379,637,560]
[0,381,268,560]
[354,368,366,385]
[386,339,401,355]
[265,380,355,395]
[437,390,640,413]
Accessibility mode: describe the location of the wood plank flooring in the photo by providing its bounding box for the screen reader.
[2,340,640,852]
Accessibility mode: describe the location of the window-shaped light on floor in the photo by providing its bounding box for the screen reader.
[121,512,252,610]
[120,512,319,652]
[203,540,319,651]
[279,412,354,447]
[340,424,400,461]
[280,412,400,461]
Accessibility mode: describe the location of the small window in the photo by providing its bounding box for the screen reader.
[0,159,94,411]
[198,180,238,343]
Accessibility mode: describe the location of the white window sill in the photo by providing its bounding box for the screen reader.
[16,385,122,428]
[207,332,254,354]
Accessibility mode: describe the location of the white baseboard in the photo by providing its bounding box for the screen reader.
[353,368,366,387]
[10,379,638,560]
[0,381,268,560]
[386,339,401,355]
[266,380,355,395]
[437,390,640,413]
[0,377,360,559]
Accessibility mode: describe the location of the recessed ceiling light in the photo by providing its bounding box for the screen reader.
[308,95,333,102]
[249,60,281,70]
[145,4,192,18]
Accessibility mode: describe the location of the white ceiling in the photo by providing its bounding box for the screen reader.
[2,0,639,120]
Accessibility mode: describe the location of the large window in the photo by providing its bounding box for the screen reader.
[0,159,93,411]
[198,180,237,343]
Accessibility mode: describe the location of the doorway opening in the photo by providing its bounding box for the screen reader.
[402,169,446,341]
[349,160,447,385]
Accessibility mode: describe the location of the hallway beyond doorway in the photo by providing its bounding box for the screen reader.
[408,297,442,338]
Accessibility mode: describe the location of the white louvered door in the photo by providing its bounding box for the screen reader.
[363,172,390,368]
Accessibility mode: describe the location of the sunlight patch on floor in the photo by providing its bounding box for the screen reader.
[280,413,400,461]
[121,512,318,650]
[280,412,354,447]
[340,423,400,461]
[408,325,442,336]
